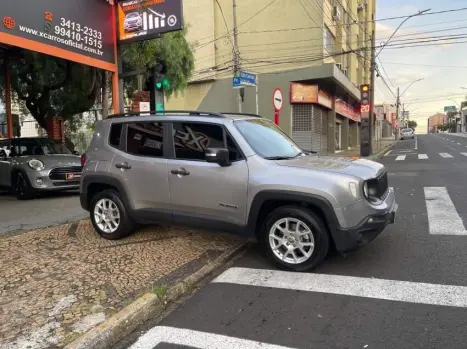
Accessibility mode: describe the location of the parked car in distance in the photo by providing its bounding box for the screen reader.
[80,111,397,271]
[401,128,415,140]
[0,137,82,200]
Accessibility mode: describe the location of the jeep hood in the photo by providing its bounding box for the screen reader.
[275,155,385,180]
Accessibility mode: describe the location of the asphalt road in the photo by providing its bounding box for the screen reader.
[119,134,467,349]
[0,189,87,235]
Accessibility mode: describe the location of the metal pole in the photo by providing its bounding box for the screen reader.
[4,56,13,138]
[232,0,242,113]
[255,76,259,115]
[117,44,125,113]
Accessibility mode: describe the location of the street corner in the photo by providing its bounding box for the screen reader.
[0,220,245,348]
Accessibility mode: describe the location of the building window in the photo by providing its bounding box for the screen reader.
[324,26,335,54]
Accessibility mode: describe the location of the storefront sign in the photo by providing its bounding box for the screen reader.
[0,0,116,71]
[290,83,333,109]
[336,100,360,122]
[118,0,184,44]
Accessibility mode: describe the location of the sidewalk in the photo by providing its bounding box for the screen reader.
[333,137,397,158]
[0,220,241,348]
[440,132,467,138]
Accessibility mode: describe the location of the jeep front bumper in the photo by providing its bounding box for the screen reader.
[332,192,398,253]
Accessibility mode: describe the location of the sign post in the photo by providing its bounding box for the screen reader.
[273,88,283,125]
[232,70,259,114]
[360,84,371,157]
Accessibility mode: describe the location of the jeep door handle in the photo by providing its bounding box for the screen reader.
[115,162,131,169]
[171,168,190,176]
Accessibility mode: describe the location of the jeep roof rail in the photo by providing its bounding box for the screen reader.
[220,112,263,118]
[107,110,227,119]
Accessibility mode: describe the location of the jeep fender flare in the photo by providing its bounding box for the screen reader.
[80,174,133,212]
[246,190,340,235]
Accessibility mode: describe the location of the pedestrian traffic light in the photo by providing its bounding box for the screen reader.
[155,75,170,90]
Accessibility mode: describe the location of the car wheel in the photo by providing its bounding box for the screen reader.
[260,206,330,272]
[90,189,136,240]
[13,172,35,200]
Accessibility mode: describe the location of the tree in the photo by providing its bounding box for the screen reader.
[120,27,195,101]
[407,120,417,129]
[0,50,101,131]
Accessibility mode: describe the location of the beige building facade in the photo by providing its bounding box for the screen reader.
[167,0,376,153]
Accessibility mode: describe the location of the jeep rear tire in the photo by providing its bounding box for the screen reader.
[90,189,136,240]
[261,206,330,272]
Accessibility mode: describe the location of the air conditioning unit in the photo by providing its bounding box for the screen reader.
[332,6,342,21]
[335,63,343,70]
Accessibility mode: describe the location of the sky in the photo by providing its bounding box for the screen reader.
[375,0,467,133]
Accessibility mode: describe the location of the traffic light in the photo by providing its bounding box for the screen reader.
[360,84,370,114]
[155,75,170,91]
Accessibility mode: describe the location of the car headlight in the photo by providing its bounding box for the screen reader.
[363,181,369,198]
[28,159,45,171]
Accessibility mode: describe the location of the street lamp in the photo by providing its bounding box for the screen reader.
[397,78,424,129]
[400,78,424,98]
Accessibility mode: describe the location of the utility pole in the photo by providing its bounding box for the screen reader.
[395,87,400,136]
[232,0,242,112]
[369,31,376,153]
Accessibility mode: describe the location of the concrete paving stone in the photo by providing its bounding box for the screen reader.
[0,219,240,348]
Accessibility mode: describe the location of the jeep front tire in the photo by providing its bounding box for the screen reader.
[261,205,330,271]
[90,189,136,240]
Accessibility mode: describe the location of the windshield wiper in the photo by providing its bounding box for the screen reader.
[264,156,296,160]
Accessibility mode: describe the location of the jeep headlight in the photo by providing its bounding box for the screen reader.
[28,159,45,171]
[363,181,369,198]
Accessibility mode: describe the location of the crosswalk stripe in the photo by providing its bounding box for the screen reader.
[461,152,467,156]
[395,155,406,161]
[439,153,453,158]
[424,187,467,235]
[418,154,428,159]
[457,143,461,145]
[128,326,295,349]
[213,267,467,308]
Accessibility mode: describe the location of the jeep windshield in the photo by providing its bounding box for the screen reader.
[234,118,304,159]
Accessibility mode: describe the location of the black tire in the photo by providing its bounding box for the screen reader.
[13,172,35,200]
[89,189,136,240]
[260,205,330,272]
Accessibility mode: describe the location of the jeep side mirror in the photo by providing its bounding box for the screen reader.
[205,148,231,167]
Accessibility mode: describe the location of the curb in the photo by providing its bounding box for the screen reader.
[64,241,248,349]
[366,139,400,160]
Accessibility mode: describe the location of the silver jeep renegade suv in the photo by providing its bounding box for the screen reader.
[80,111,397,271]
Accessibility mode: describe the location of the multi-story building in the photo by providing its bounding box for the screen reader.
[166,0,376,153]
[427,113,447,133]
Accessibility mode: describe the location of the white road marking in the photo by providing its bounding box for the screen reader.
[424,187,467,235]
[395,155,406,161]
[461,153,467,156]
[418,154,428,159]
[415,138,418,149]
[128,326,296,349]
[384,150,392,156]
[214,267,467,308]
[457,143,461,145]
[439,153,453,158]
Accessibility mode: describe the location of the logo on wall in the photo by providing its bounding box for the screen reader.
[2,16,15,30]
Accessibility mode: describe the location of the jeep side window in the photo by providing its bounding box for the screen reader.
[126,122,164,158]
[172,122,224,161]
[109,123,123,148]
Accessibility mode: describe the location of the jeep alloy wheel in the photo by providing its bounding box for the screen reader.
[262,206,330,271]
[93,198,121,234]
[269,217,315,264]
[90,189,136,240]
